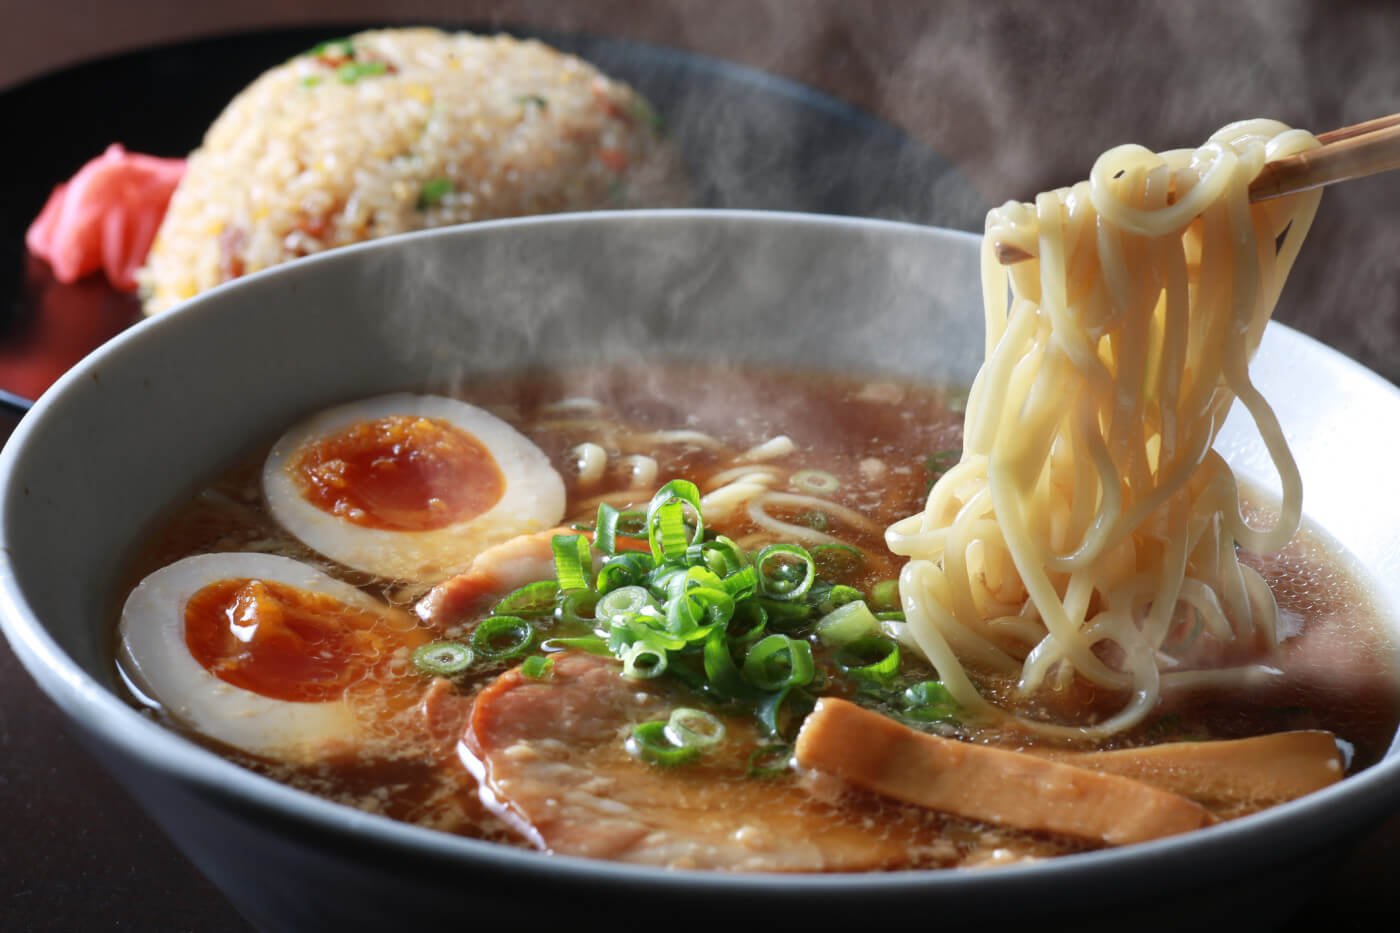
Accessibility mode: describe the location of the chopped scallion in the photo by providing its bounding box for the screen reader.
[816,584,864,616]
[552,533,593,592]
[493,580,559,618]
[471,616,534,661]
[870,579,901,612]
[595,552,651,593]
[629,97,665,133]
[595,502,622,555]
[540,635,611,655]
[411,641,473,676]
[645,480,704,561]
[902,680,959,723]
[556,590,598,626]
[835,635,900,683]
[815,600,880,647]
[621,641,668,679]
[664,708,726,749]
[754,544,815,602]
[337,60,388,84]
[628,720,699,766]
[417,177,453,209]
[521,655,554,680]
[596,585,657,623]
[791,469,840,495]
[307,38,356,59]
[747,743,793,778]
[743,634,815,691]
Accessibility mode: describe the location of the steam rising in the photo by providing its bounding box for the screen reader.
[371,215,984,398]
[367,0,1400,381]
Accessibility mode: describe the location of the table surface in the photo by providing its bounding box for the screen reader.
[4,2,1400,930]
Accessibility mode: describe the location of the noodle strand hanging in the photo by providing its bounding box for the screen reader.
[886,119,1323,740]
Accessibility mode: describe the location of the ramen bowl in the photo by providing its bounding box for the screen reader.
[1,211,1398,932]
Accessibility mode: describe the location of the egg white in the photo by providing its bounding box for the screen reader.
[262,393,566,583]
[119,552,403,762]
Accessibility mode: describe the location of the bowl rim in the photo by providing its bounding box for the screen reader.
[2,208,1399,897]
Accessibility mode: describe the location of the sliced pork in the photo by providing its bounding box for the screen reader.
[460,652,951,871]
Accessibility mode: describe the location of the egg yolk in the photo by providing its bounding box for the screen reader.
[185,578,411,702]
[287,415,506,532]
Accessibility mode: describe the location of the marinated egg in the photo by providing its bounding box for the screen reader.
[118,552,423,762]
[262,394,566,582]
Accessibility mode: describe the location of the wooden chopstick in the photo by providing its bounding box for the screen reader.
[994,114,1400,265]
[1316,112,1400,145]
[1250,121,1400,201]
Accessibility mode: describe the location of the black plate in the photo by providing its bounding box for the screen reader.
[0,24,984,405]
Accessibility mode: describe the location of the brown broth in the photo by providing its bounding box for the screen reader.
[114,364,1400,869]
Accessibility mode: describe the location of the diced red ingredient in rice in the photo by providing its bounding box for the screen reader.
[25,144,186,291]
[597,147,629,172]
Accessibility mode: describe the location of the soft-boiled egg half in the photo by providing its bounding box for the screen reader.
[262,394,566,582]
[119,552,424,762]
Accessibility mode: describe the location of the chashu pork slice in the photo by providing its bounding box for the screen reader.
[460,652,944,871]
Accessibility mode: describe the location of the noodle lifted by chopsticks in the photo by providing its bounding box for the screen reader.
[886,119,1323,739]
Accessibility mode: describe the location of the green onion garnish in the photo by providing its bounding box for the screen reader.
[702,625,755,700]
[540,635,611,655]
[743,634,815,691]
[481,480,928,741]
[664,708,725,749]
[747,744,793,778]
[493,580,559,618]
[595,551,650,592]
[791,469,840,495]
[552,534,593,592]
[628,96,665,133]
[521,655,554,680]
[307,38,356,59]
[870,579,901,612]
[417,177,453,209]
[621,641,669,679]
[835,634,900,683]
[815,600,880,647]
[902,680,959,723]
[628,720,699,766]
[757,685,814,739]
[517,93,549,109]
[472,616,534,660]
[646,480,704,561]
[300,75,323,89]
[595,503,622,555]
[757,596,814,632]
[337,60,388,84]
[412,641,473,676]
[817,583,864,616]
[556,589,599,627]
[595,585,657,623]
[755,544,815,602]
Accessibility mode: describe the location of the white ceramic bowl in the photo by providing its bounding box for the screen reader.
[2,211,1398,932]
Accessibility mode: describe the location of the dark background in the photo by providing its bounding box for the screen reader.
[1,2,1398,930]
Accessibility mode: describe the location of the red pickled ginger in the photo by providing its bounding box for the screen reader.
[25,144,186,292]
